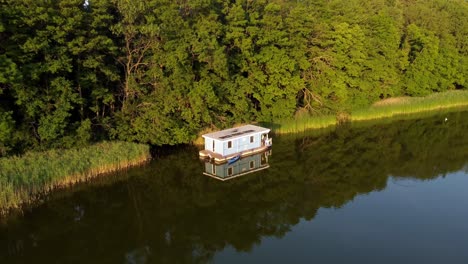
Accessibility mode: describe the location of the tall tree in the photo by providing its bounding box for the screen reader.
[1,0,119,150]
[111,0,227,144]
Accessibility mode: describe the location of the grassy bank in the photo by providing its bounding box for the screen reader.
[0,141,151,214]
[268,90,468,134]
[352,90,468,121]
[267,115,337,135]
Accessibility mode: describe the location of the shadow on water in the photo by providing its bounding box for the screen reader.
[149,143,196,159]
[0,111,467,263]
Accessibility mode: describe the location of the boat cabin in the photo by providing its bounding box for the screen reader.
[199,124,272,164]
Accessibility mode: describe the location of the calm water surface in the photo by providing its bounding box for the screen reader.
[1,111,467,264]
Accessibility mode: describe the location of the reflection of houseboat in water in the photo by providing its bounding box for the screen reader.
[199,124,272,164]
[203,150,271,181]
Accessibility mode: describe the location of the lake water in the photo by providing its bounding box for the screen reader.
[1,111,467,264]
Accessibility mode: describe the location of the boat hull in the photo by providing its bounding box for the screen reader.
[199,145,271,164]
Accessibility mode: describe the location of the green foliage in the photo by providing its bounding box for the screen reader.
[0,110,15,156]
[75,118,93,146]
[269,90,468,134]
[0,55,18,86]
[1,0,120,150]
[403,24,440,95]
[268,114,337,134]
[1,0,468,149]
[352,90,468,121]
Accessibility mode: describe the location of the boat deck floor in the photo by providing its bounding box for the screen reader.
[199,146,270,164]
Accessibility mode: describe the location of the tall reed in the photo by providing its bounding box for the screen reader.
[269,115,337,134]
[352,90,468,121]
[0,141,151,214]
[267,90,468,134]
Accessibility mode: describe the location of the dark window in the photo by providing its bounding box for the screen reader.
[250,161,255,169]
[228,141,232,148]
[212,140,215,151]
[250,136,254,143]
[227,167,233,176]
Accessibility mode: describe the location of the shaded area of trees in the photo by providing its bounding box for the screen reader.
[1,0,467,153]
[0,110,467,263]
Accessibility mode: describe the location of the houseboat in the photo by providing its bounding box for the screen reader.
[203,149,271,181]
[199,124,272,164]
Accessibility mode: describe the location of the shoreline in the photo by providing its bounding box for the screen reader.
[0,141,151,215]
[192,101,468,145]
[2,91,467,215]
[268,91,468,135]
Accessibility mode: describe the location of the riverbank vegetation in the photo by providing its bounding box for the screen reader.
[0,141,150,214]
[3,111,464,263]
[1,0,467,155]
[270,90,468,134]
[352,90,468,121]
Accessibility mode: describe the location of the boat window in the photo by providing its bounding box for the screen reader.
[227,167,233,176]
[250,136,254,143]
[249,161,255,169]
[228,141,232,148]
[212,164,216,174]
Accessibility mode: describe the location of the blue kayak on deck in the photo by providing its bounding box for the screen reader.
[227,155,241,165]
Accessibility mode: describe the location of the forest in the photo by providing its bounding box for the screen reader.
[1,0,467,155]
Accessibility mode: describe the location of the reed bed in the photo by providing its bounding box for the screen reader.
[270,114,337,134]
[268,90,468,134]
[0,141,151,214]
[352,90,468,121]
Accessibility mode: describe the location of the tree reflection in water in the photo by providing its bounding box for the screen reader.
[0,111,467,263]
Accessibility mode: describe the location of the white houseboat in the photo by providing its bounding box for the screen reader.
[199,124,272,164]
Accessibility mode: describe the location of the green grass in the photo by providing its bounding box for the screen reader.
[352,90,468,121]
[268,114,337,134]
[267,90,468,134]
[0,141,151,214]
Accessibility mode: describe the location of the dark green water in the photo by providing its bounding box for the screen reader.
[1,111,468,264]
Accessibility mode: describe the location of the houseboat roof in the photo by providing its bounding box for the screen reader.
[202,124,270,141]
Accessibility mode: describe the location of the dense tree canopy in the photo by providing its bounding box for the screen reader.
[0,0,467,153]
